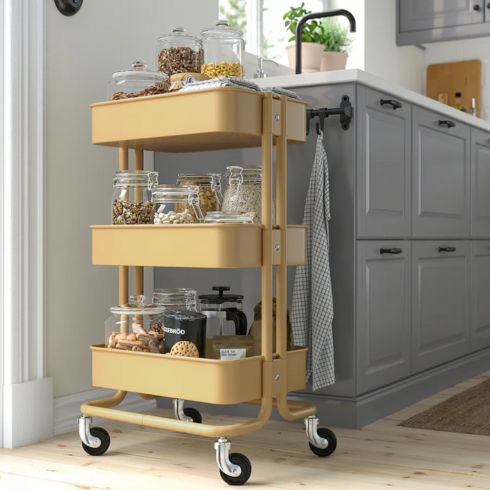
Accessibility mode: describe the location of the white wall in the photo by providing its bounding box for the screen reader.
[424,37,490,120]
[46,0,218,398]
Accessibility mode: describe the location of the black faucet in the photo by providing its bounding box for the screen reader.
[295,9,356,74]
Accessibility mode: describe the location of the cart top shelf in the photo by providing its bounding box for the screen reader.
[91,87,307,153]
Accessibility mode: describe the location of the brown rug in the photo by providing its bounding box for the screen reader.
[399,378,490,435]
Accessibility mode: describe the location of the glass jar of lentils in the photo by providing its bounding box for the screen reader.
[157,26,203,77]
[152,185,204,224]
[176,173,221,215]
[112,170,158,225]
[221,166,262,222]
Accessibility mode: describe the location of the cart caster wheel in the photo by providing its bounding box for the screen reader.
[309,428,337,457]
[219,453,252,486]
[183,407,202,424]
[81,427,110,456]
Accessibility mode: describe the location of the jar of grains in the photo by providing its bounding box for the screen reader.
[156,26,203,77]
[176,173,221,214]
[112,170,158,225]
[109,61,170,100]
[153,288,198,312]
[200,20,244,79]
[152,185,204,224]
[221,166,262,222]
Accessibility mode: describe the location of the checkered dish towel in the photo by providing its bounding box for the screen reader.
[290,131,335,391]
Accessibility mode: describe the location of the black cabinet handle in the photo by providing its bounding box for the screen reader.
[380,247,402,255]
[474,3,482,11]
[438,246,456,253]
[380,99,402,110]
[487,2,490,8]
[438,119,456,128]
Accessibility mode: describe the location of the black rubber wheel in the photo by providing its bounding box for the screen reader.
[219,453,252,486]
[309,427,337,457]
[183,407,202,423]
[81,427,110,456]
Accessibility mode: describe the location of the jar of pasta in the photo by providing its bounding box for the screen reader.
[176,173,221,215]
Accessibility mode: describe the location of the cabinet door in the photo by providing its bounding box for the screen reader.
[412,241,470,373]
[399,0,483,32]
[471,128,490,237]
[470,241,490,350]
[412,107,470,238]
[357,241,411,393]
[357,87,411,238]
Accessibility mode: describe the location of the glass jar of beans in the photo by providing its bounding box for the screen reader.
[152,185,204,224]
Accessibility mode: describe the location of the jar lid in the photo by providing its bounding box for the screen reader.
[153,288,197,303]
[114,170,159,188]
[198,286,244,304]
[110,295,165,315]
[226,165,261,183]
[201,19,243,39]
[157,26,202,47]
[111,61,168,85]
[177,173,216,185]
[151,184,199,202]
[204,211,254,223]
[162,309,207,321]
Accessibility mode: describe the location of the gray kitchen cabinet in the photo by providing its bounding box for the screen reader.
[412,107,470,238]
[357,241,411,393]
[471,128,490,237]
[357,87,410,238]
[412,241,470,373]
[397,0,490,46]
[470,241,490,350]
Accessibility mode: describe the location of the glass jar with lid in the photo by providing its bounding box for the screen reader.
[112,170,158,225]
[157,26,203,77]
[204,211,254,223]
[176,173,221,215]
[221,166,262,222]
[105,295,165,353]
[152,185,204,224]
[200,20,244,79]
[153,287,198,311]
[109,61,170,100]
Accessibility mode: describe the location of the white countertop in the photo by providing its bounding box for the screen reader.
[252,69,490,133]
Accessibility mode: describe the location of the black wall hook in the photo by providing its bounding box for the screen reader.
[306,95,353,134]
[54,0,83,16]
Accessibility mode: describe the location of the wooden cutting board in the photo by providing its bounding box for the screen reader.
[426,59,482,117]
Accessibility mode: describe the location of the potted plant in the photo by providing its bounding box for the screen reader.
[318,18,351,71]
[283,3,324,73]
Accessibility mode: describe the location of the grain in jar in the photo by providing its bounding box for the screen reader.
[176,173,221,215]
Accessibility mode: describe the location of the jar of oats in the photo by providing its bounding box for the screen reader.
[112,170,158,225]
[157,26,203,77]
[221,166,262,222]
[176,173,221,214]
[152,185,204,224]
[200,20,244,79]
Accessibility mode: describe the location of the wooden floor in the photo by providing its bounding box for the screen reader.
[1,373,490,489]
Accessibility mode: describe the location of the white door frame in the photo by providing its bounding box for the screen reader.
[1,0,53,448]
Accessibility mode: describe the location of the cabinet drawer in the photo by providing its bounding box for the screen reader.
[471,128,490,237]
[470,241,490,350]
[411,241,470,373]
[356,241,411,393]
[357,87,411,238]
[412,107,470,238]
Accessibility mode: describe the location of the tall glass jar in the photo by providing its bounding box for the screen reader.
[152,185,204,224]
[112,170,158,225]
[200,20,244,78]
[109,61,169,100]
[176,173,221,215]
[105,295,165,353]
[157,26,203,77]
[153,288,198,311]
[221,166,262,222]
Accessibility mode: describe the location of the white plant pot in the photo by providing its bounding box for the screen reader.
[320,51,348,71]
[286,43,323,73]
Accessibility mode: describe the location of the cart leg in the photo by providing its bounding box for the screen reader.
[215,437,252,485]
[78,415,111,456]
[172,398,202,424]
[305,415,337,458]
[78,415,99,448]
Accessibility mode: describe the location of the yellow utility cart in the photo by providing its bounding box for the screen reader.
[78,87,337,485]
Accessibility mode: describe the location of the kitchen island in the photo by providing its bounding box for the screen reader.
[253,70,490,427]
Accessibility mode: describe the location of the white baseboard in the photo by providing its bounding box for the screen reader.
[3,377,54,448]
[54,388,157,436]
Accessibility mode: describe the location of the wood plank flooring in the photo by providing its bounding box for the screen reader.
[1,372,490,489]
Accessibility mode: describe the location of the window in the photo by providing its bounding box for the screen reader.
[219,0,327,66]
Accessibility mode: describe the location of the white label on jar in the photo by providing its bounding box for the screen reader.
[220,348,246,360]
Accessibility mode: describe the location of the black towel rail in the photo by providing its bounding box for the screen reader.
[306,95,353,134]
